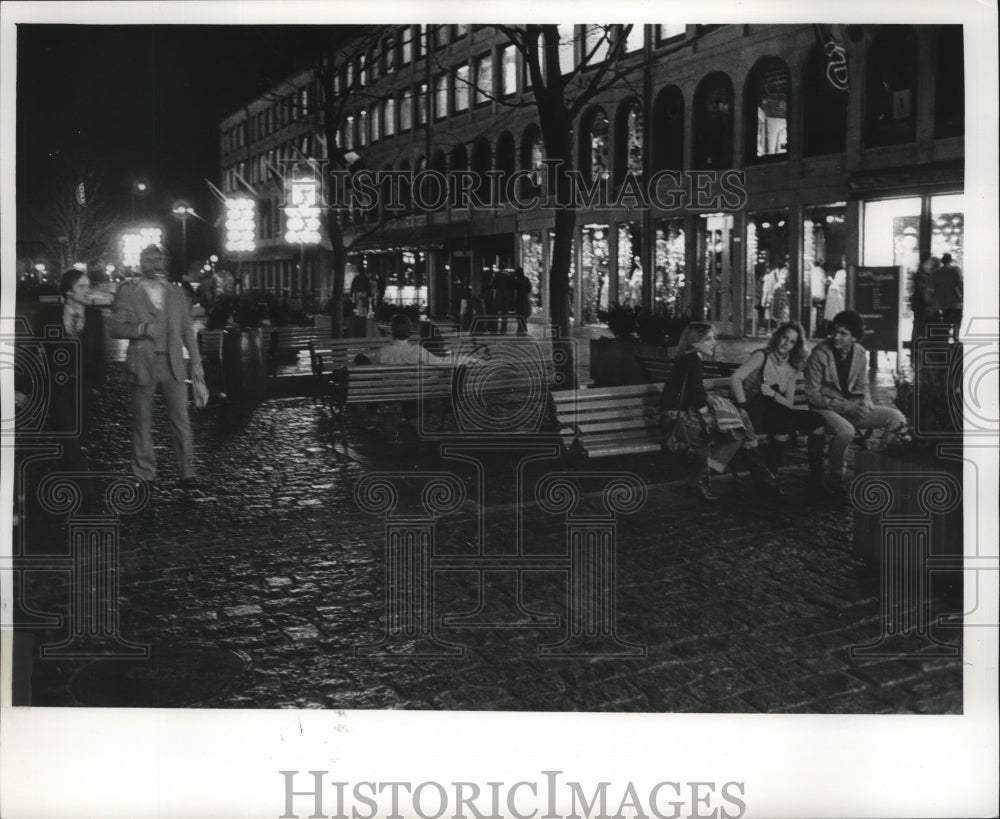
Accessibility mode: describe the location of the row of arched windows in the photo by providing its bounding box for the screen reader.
[338,25,962,208]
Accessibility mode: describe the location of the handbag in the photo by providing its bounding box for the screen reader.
[661,362,701,454]
[191,370,210,408]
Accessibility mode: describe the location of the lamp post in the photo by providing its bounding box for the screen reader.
[172,203,193,276]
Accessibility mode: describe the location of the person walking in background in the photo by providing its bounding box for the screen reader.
[513,267,532,335]
[931,252,963,339]
[110,244,203,491]
[804,310,906,495]
[729,321,827,493]
[350,268,375,317]
[910,254,939,353]
[16,268,107,474]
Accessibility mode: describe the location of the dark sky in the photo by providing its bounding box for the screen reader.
[16,24,359,261]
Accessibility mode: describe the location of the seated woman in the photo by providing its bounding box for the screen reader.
[661,322,775,501]
[729,321,827,493]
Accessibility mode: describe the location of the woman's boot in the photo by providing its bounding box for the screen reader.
[739,447,782,495]
[684,453,719,501]
[807,434,826,493]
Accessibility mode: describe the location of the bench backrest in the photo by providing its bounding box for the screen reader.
[551,383,664,454]
[310,338,391,373]
[703,375,808,408]
[342,364,453,404]
[637,353,739,383]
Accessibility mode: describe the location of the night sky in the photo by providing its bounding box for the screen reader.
[16,24,359,262]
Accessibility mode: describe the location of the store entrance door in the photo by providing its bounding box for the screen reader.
[698,214,737,335]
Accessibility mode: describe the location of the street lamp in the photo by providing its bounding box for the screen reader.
[172,202,204,277]
[131,180,148,220]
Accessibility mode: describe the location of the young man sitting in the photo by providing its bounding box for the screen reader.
[376,314,453,366]
[804,309,906,493]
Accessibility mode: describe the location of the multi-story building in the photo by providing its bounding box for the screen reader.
[219,23,964,342]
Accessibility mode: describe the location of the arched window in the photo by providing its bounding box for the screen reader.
[493,132,516,206]
[615,99,644,181]
[693,73,733,169]
[802,45,848,156]
[934,26,964,139]
[579,108,609,182]
[652,85,684,171]
[865,25,919,147]
[520,125,544,200]
[745,57,790,161]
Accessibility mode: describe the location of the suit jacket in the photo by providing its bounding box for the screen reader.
[110,278,201,385]
[804,340,870,410]
[16,301,106,440]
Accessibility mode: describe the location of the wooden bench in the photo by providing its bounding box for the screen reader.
[270,326,329,358]
[328,364,456,447]
[552,375,810,460]
[552,383,665,458]
[328,349,554,447]
[309,338,391,401]
[636,353,739,383]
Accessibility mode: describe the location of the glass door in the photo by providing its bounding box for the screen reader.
[699,213,737,335]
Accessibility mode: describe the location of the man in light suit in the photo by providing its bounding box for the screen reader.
[805,310,905,493]
[110,244,203,488]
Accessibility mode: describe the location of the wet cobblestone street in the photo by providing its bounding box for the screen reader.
[14,361,964,713]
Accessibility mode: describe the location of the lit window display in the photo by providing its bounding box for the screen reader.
[617,223,643,308]
[747,58,789,159]
[745,211,791,337]
[654,218,686,317]
[930,194,964,265]
[519,231,544,310]
[862,196,921,346]
[580,224,610,324]
[802,204,846,338]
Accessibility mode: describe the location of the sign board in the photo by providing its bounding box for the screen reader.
[854,265,902,354]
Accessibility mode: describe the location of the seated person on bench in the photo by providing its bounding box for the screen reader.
[729,321,827,493]
[804,309,906,494]
[376,314,452,366]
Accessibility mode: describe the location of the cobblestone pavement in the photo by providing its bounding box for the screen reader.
[12,356,963,713]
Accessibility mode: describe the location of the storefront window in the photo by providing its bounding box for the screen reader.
[617,223,643,308]
[746,58,790,160]
[930,194,964,265]
[745,211,791,337]
[580,225,609,324]
[864,26,919,147]
[520,231,544,310]
[654,218,686,317]
[802,203,846,338]
[862,196,921,345]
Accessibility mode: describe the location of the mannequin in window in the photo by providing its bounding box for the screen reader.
[810,258,829,337]
[824,259,847,324]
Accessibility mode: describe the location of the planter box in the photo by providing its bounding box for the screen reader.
[589,339,671,387]
[851,449,963,565]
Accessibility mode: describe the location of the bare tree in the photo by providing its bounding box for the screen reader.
[34,161,117,272]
